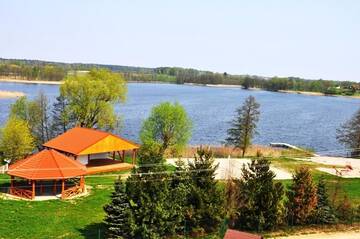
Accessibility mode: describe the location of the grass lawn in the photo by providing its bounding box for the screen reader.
[0,157,359,239]
[0,171,128,239]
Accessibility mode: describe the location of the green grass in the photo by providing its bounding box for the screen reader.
[0,172,126,239]
[1,157,360,238]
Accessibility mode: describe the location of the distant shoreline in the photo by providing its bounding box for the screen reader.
[0,78,62,85]
[0,90,25,98]
[1,78,360,99]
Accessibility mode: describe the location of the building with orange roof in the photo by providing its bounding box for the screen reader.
[8,149,87,200]
[43,127,140,174]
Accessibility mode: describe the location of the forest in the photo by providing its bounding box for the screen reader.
[1,58,359,96]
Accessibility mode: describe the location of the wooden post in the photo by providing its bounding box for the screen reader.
[53,180,57,195]
[80,176,85,192]
[132,149,136,165]
[32,180,35,199]
[112,151,115,160]
[40,182,43,195]
[122,150,125,162]
[10,176,14,194]
[61,179,65,199]
[117,151,122,162]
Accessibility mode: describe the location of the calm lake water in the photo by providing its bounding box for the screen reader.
[0,82,359,155]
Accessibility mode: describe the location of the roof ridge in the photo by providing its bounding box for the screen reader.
[50,149,64,178]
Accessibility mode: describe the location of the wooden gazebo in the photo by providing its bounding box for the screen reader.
[7,149,86,200]
[43,127,140,174]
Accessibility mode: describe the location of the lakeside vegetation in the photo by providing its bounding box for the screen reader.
[1,67,360,238]
[1,58,359,97]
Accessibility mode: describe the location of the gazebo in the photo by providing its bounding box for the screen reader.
[7,149,86,200]
[43,127,140,174]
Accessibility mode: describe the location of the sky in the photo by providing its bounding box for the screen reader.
[1,0,360,81]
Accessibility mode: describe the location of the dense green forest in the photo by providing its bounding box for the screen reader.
[1,58,359,96]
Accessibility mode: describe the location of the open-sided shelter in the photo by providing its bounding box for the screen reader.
[43,127,140,174]
[7,149,86,200]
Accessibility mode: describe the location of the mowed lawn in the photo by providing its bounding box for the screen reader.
[0,158,360,239]
[0,172,124,239]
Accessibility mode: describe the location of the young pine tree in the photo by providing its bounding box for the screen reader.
[226,96,260,157]
[125,145,184,238]
[286,167,318,225]
[104,179,133,239]
[186,147,225,235]
[314,176,337,224]
[234,158,284,231]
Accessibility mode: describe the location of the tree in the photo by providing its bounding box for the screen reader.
[104,179,134,239]
[51,95,75,137]
[140,102,192,156]
[9,92,52,148]
[60,69,127,130]
[286,167,318,225]
[185,147,224,235]
[0,117,35,163]
[234,158,284,231]
[314,176,337,224]
[226,96,260,157]
[125,145,185,238]
[337,108,360,157]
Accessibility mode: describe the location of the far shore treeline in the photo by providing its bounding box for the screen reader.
[1,58,360,96]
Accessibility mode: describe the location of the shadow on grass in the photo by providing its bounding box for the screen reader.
[78,222,105,239]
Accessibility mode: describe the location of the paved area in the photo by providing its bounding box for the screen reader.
[167,158,292,180]
[273,231,360,239]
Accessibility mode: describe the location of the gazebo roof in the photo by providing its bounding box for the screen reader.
[43,127,139,156]
[8,149,87,180]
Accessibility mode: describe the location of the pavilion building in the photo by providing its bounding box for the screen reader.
[7,149,86,200]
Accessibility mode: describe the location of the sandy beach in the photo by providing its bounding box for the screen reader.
[0,90,25,98]
[0,78,62,85]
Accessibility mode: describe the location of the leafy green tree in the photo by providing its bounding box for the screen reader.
[234,158,284,231]
[104,179,134,239]
[185,147,224,235]
[313,176,337,224]
[10,92,51,148]
[226,96,260,157]
[60,69,127,129]
[140,102,192,156]
[286,167,318,225]
[0,117,35,163]
[337,108,360,157]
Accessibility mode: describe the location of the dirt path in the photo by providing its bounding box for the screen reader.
[273,231,360,239]
[167,158,292,180]
[297,156,360,178]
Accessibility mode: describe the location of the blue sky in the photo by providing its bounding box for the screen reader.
[1,0,359,81]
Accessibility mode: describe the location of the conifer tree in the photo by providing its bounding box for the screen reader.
[185,147,224,234]
[125,145,184,238]
[286,167,318,225]
[234,158,284,231]
[104,179,133,239]
[314,176,337,224]
[226,96,260,157]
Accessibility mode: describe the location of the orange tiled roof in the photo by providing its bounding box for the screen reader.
[8,149,86,180]
[224,229,263,239]
[43,127,139,155]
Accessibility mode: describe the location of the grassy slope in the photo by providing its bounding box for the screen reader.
[0,158,359,239]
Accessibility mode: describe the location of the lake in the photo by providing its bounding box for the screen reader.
[0,82,359,155]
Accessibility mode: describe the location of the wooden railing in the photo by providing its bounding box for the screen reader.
[62,186,82,199]
[10,187,32,199]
